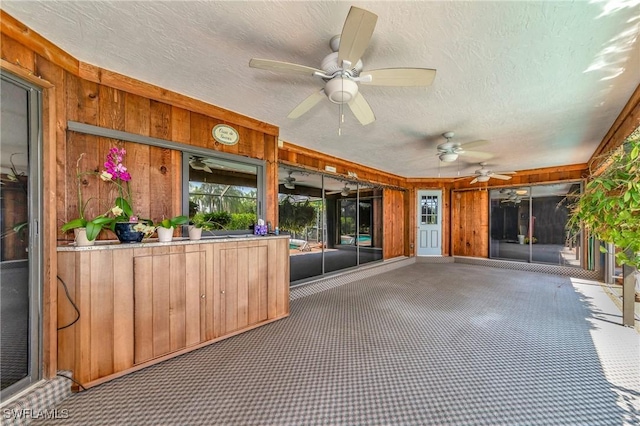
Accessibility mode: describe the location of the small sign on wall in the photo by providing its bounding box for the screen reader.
[212,124,239,146]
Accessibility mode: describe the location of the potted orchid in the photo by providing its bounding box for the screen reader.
[60,153,115,245]
[100,147,152,243]
[188,212,217,240]
[154,215,189,242]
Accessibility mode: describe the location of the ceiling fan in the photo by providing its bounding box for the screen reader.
[437,132,492,163]
[249,6,436,126]
[189,156,213,173]
[326,184,354,196]
[500,190,522,204]
[282,172,296,190]
[466,163,515,184]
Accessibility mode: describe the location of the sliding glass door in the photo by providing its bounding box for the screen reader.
[278,167,384,284]
[489,182,582,267]
[1,72,42,400]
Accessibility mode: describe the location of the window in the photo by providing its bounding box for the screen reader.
[184,153,264,233]
[421,195,438,225]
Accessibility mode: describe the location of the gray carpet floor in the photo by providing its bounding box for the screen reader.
[32,263,640,425]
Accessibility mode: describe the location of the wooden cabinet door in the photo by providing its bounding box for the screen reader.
[218,240,269,335]
[133,246,207,364]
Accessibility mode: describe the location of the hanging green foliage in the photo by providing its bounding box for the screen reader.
[278,197,316,234]
[567,129,640,269]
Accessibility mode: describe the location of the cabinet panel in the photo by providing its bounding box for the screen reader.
[134,248,206,364]
[220,241,269,335]
[57,237,289,389]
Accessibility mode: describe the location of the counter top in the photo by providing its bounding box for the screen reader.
[57,234,290,251]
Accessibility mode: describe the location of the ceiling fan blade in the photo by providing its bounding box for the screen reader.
[249,58,322,76]
[338,6,378,66]
[492,174,513,180]
[463,150,493,160]
[348,92,375,125]
[360,68,436,87]
[288,90,326,119]
[469,177,479,184]
[461,139,490,149]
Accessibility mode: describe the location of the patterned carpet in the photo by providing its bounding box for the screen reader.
[31,263,640,425]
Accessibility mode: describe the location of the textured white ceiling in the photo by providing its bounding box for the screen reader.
[3,1,639,178]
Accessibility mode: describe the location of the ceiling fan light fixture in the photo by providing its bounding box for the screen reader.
[325,78,358,104]
[439,152,458,162]
[284,182,295,190]
[476,175,490,182]
[341,186,351,196]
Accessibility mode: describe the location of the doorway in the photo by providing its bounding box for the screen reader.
[1,71,43,400]
[417,190,442,256]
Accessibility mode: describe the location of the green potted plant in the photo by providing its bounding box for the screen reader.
[154,215,189,242]
[60,153,115,246]
[188,212,216,240]
[278,197,316,235]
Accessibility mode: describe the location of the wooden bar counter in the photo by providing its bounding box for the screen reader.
[57,235,290,389]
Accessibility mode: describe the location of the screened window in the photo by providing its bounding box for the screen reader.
[186,154,264,231]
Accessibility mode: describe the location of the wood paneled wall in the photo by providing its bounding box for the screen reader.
[382,189,407,258]
[590,82,640,169]
[1,19,279,244]
[451,190,489,257]
[279,142,405,187]
[451,164,587,191]
[1,10,278,379]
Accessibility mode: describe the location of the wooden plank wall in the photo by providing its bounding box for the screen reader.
[1,23,279,244]
[382,189,407,258]
[451,190,489,257]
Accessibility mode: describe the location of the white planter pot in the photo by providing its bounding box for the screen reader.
[188,225,202,240]
[74,227,95,246]
[517,235,525,245]
[157,226,174,242]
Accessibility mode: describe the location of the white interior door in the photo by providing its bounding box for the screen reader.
[417,190,442,256]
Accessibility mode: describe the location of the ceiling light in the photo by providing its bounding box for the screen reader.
[439,152,458,162]
[477,175,490,182]
[341,186,350,196]
[284,182,295,190]
[325,78,358,104]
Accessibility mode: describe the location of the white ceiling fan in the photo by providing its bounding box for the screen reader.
[437,132,492,163]
[189,156,213,173]
[282,171,296,190]
[326,184,354,196]
[249,6,436,126]
[500,189,522,204]
[466,163,516,184]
